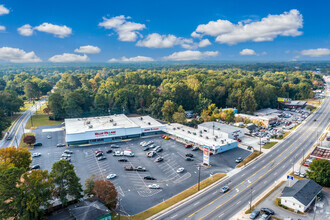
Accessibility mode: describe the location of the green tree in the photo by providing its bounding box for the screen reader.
[24,81,40,100]
[306,159,330,187]
[18,170,54,219]
[172,105,186,124]
[224,109,235,122]
[50,160,83,206]
[0,109,10,134]
[161,100,176,122]
[0,90,24,116]
[48,92,65,120]
[84,174,99,197]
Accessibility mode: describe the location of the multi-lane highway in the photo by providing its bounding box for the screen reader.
[0,98,46,149]
[154,80,330,220]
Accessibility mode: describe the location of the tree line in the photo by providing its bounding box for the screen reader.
[48,67,324,122]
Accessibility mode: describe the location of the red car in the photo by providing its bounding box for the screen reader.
[235,138,242,142]
[185,144,193,148]
[161,135,166,139]
[95,150,103,154]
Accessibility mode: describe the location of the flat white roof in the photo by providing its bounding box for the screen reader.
[237,113,278,121]
[129,115,164,128]
[166,123,236,150]
[65,114,138,134]
[254,108,279,116]
[198,122,243,134]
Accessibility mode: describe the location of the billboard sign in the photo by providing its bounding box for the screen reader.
[278,98,291,102]
[203,146,210,165]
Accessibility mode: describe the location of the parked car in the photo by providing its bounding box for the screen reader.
[154,157,163,162]
[144,176,156,180]
[123,150,134,157]
[47,135,51,139]
[154,146,163,152]
[249,210,260,219]
[148,184,160,189]
[110,144,120,148]
[161,135,166,139]
[57,143,65,147]
[185,144,193,148]
[221,186,230,193]
[164,136,170,140]
[95,150,103,154]
[32,152,41,157]
[192,146,199,151]
[60,157,71,162]
[177,167,185,173]
[61,153,71,157]
[146,151,156,157]
[106,149,113,154]
[98,156,106,161]
[185,153,193,158]
[299,173,306,178]
[33,142,42,147]
[149,144,156,148]
[118,158,128,162]
[260,214,270,220]
[135,166,146,172]
[95,152,103,157]
[260,208,274,215]
[143,146,149,151]
[106,174,117,179]
[113,151,123,156]
[64,150,73,154]
[235,157,243,163]
[186,157,194,161]
[234,138,242,142]
[124,166,134,171]
[31,164,40,170]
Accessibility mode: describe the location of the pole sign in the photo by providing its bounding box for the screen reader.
[287,175,293,180]
[203,146,210,165]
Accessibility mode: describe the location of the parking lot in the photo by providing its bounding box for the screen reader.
[30,125,251,215]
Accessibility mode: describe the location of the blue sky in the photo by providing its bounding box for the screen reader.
[0,0,329,63]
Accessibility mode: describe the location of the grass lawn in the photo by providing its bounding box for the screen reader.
[19,132,35,149]
[262,141,278,149]
[236,151,262,168]
[36,102,49,114]
[276,132,290,140]
[20,101,34,112]
[25,114,63,129]
[126,173,226,220]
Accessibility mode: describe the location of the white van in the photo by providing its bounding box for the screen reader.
[123,150,134,157]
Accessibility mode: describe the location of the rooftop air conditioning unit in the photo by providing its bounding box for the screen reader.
[214,138,217,141]
[173,128,176,130]
[206,136,209,139]
[89,125,93,128]
[177,127,180,130]
[221,140,224,144]
[140,117,143,120]
[215,135,218,138]
[200,134,203,137]
[188,131,191,134]
[113,123,117,126]
[182,129,185,131]
[148,122,151,125]
[87,121,90,124]
[110,119,113,122]
[218,128,220,130]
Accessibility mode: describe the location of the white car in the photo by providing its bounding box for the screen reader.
[106,174,117,179]
[32,153,41,157]
[148,184,160,189]
[177,167,185,173]
[61,153,71,157]
[140,141,146,146]
[47,135,51,139]
[64,150,73,154]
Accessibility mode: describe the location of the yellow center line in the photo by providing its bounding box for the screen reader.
[187,101,328,219]
[197,107,329,220]
[8,111,30,147]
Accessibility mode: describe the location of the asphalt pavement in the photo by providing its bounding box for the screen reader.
[153,80,330,220]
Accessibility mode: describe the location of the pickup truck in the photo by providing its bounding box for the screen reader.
[124,166,146,171]
[124,166,134,171]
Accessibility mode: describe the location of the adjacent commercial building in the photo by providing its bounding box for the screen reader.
[165,123,238,155]
[278,98,307,109]
[198,122,244,139]
[236,113,278,128]
[280,180,322,213]
[65,114,165,145]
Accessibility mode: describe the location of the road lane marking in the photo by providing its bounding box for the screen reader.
[188,107,329,220]
[237,201,241,205]
[218,213,224,218]
[194,202,200,206]
[171,214,177,219]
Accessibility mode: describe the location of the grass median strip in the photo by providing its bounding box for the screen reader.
[262,141,278,149]
[19,132,35,149]
[236,151,262,168]
[119,173,226,220]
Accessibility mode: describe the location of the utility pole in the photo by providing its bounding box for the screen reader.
[198,164,201,191]
[313,195,318,220]
[259,136,261,153]
[30,111,34,128]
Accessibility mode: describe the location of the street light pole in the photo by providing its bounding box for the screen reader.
[250,187,253,211]
[198,164,201,191]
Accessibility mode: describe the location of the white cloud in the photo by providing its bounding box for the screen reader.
[163,50,218,61]
[0,25,5,31]
[108,56,154,62]
[192,9,303,45]
[0,5,9,15]
[240,49,257,56]
[301,48,330,57]
[35,23,72,38]
[17,24,34,36]
[198,39,211,47]
[137,33,179,48]
[99,15,145,42]
[0,47,41,63]
[74,45,101,54]
[48,53,89,62]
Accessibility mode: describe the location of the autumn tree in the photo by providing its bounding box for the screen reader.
[161,100,176,122]
[50,160,83,206]
[23,135,36,146]
[0,146,32,171]
[172,105,186,124]
[91,179,118,210]
[43,106,50,115]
